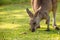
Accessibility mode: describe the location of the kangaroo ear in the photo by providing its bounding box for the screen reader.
[26,8,33,18]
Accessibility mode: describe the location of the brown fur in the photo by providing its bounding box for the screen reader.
[31,0,57,12]
[26,0,59,32]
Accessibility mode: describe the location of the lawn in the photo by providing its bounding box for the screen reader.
[0,2,60,40]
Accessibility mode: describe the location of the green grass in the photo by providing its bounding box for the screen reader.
[0,3,60,40]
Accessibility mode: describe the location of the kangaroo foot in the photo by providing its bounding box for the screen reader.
[53,24,60,30]
[55,27,60,30]
[45,29,50,31]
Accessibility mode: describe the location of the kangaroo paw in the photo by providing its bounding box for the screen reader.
[37,26,40,28]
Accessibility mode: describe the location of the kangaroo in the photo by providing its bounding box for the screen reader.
[26,0,59,32]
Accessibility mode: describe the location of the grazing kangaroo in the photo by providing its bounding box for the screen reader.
[26,0,59,32]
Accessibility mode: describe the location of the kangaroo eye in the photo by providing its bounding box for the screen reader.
[33,22,36,25]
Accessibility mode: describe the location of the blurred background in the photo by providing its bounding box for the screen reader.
[0,0,30,5]
[0,0,60,5]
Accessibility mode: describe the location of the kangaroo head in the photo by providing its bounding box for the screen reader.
[26,8,40,32]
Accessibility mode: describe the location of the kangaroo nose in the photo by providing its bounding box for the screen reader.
[31,28,35,32]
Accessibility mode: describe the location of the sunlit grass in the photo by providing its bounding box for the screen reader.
[0,23,20,29]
